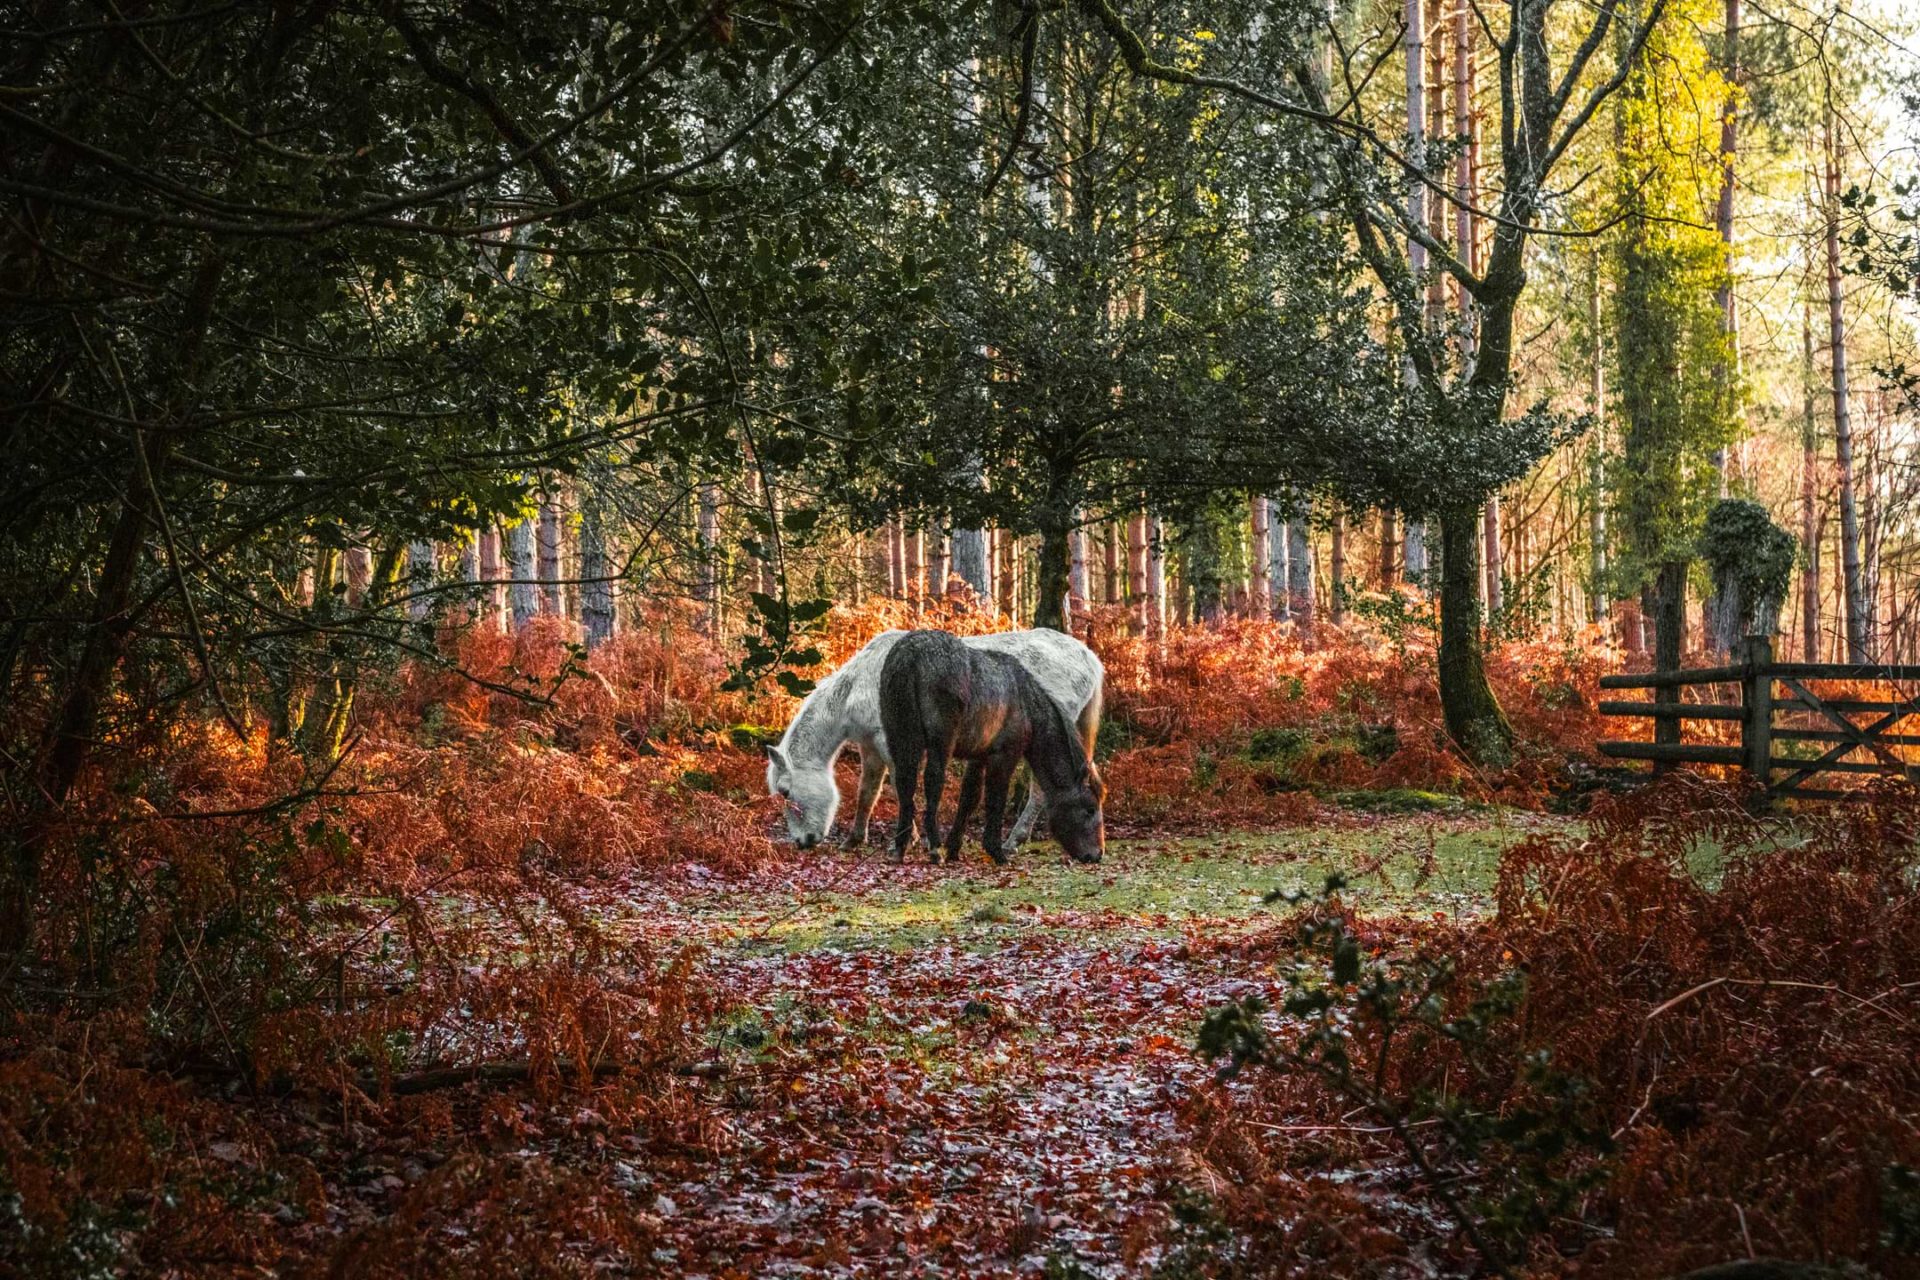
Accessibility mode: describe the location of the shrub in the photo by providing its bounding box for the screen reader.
[1176,777,1920,1277]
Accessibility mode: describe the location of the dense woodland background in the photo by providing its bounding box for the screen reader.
[4,0,1920,1276]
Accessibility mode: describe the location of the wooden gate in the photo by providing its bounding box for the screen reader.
[1597,636,1920,801]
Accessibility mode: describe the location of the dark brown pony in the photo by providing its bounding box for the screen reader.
[878,629,1105,864]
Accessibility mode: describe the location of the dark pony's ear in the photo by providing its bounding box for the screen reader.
[1086,762,1106,804]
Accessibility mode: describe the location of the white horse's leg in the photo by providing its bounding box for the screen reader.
[1005,771,1044,848]
[847,746,888,847]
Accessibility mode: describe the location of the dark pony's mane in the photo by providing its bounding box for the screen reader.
[1015,665,1092,795]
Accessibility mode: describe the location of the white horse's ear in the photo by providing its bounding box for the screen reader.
[766,744,789,773]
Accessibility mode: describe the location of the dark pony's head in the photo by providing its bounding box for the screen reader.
[1047,761,1106,864]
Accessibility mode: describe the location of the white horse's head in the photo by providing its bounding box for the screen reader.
[765,744,840,850]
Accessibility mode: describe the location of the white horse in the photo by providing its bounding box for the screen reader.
[765,628,1104,850]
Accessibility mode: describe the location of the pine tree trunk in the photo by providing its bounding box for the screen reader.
[1250,497,1272,614]
[344,546,372,606]
[1437,507,1512,763]
[580,498,616,651]
[505,519,538,631]
[537,495,564,617]
[1801,302,1821,661]
[696,485,720,631]
[407,542,435,622]
[886,521,904,598]
[1587,259,1609,628]
[1404,521,1427,580]
[1649,560,1687,763]
[1146,516,1167,637]
[1825,113,1871,662]
[929,530,951,596]
[1286,508,1314,637]
[476,529,501,631]
[996,529,1016,619]
[1102,522,1121,605]
[1482,498,1504,617]
[1067,523,1088,611]
[1128,512,1149,627]
[952,527,990,600]
[1711,0,1740,492]
[1378,510,1399,588]
[1329,511,1347,625]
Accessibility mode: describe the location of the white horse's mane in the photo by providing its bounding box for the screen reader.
[776,648,865,764]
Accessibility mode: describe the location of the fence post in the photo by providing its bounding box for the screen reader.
[1739,634,1773,794]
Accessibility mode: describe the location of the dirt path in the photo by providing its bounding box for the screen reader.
[610,817,1544,1277]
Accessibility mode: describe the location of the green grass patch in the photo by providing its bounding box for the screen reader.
[734,815,1565,952]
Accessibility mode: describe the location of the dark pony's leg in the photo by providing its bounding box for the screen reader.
[919,735,952,863]
[979,754,1020,865]
[888,736,922,864]
[945,762,985,863]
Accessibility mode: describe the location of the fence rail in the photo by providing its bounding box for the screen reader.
[1595,635,1920,799]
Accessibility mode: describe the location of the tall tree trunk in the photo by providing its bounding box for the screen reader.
[505,519,538,631]
[1437,508,1511,762]
[1286,506,1315,637]
[1067,524,1088,611]
[537,494,564,617]
[1128,511,1149,627]
[304,545,402,764]
[1035,518,1073,632]
[1250,497,1272,613]
[952,527,990,600]
[696,484,720,631]
[1378,510,1399,588]
[1825,112,1871,662]
[1267,500,1290,620]
[1482,499,1504,617]
[579,497,616,652]
[456,533,478,626]
[344,545,372,606]
[1648,560,1687,764]
[1404,522,1427,580]
[1800,302,1820,660]
[1711,0,1740,492]
[886,521,904,598]
[1146,515,1167,637]
[929,529,951,596]
[760,479,783,598]
[1587,258,1608,628]
[1102,521,1121,605]
[1328,510,1347,625]
[1404,0,1427,285]
[407,542,435,623]
[33,250,228,824]
[996,529,1016,619]
[477,529,502,631]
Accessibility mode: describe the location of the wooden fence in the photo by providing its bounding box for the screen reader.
[1597,635,1920,801]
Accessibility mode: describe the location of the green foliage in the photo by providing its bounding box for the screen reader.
[1699,497,1796,632]
[1606,0,1739,596]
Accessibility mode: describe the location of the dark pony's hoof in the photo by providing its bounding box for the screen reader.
[985,849,1009,867]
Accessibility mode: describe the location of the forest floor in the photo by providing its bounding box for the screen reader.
[604,811,1568,1278]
